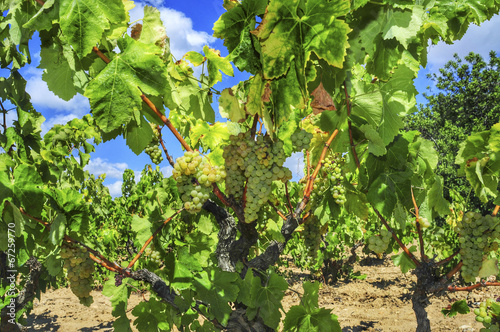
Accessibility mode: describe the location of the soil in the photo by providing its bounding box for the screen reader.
[25,254,498,332]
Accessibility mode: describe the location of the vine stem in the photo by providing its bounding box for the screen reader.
[267,201,287,221]
[435,249,460,266]
[127,208,183,269]
[344,83,360,169]
[493,205,499,216]
[448,281,500,292]
[90,47,233,208]
[295,129,339,216]
[373,208,420,266]
[19,207,127,275]
[411,187,427,261]
[157,125,175,167]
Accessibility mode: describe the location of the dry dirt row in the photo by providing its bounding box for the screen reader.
[25,255,497,331]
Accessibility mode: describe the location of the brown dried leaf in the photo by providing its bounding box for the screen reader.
[310,82,336,114]
[262,82,272,102]
[131,23,142,40]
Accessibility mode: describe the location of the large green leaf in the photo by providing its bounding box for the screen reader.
[213,0,268,74]
[59,0,127,57]
[193,268,240,326]
[254,0,351,79]
[12,164,44,216]
[85,36,169,133]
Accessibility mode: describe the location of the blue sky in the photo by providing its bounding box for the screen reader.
[5,1,500,196]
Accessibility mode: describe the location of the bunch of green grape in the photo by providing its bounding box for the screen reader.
[172,150,225,213]
[324,154,345,205]
[367,229,392,254]
[60,243,94,305]
[307,153,345,208]
[223,132,292,223]
[145,123,163,165]
[456,212,500,283]
[474,298,500,331]
[290,129,313,152]
[144,246,161,265]
[301,217,322,260]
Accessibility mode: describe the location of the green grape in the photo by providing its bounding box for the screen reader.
[223,132,291,223]
[290,129,313,152]
[145,123,164,165]
[301,217,322,260]
[61,243,94,306]
[173,150,225,214]
[457,212,500,282]
[367,228,392,254]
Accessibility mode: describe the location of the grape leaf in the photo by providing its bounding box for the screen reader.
[360,124,386,156]
[212,0,267,74]
[192,268,240,326]
[253,0,351,79]
[441,300,470,318]
[58,0,127,57]
[203,46,233,87]
[139,5,168,52]
[124,115,154,155]
[391,245,417,274]
[218,88,246,123]
[12,164,44,217]
[85,36,168,133]
[102,278,133,332]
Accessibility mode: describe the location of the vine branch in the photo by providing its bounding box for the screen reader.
[127,208,183,269]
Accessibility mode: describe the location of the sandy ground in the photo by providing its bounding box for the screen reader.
[25,254,497,331]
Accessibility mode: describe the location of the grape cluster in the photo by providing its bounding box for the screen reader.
[290,129,313,152]
[223,132,292,223]
[145,124,163,165]
[367,229,392,254]
[144,247,161,265]
[60,243,94,305]
[456,212,500,283]
[173,150,225,213]
[308,153,345,208]
[474,298,500,331]
[412,216,431,228]
[301,217,322,260]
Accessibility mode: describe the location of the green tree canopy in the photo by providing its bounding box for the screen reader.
[405,51,500,212]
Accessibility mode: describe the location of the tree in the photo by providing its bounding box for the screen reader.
[1,1,500,332]
[405,51,500,213]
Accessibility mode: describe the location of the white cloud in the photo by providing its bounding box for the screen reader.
[426,14,500,71]
[107,180,123,197]
[161,165,173,177]
[129,3,215,59]
[25,69,89,115]
[284,152,305,182]
[84,157,129,179]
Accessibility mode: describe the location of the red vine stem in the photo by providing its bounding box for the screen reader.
[373,208,420,266]
[34,0,45,6]
[411,187,427,261]
[344,84,360,169]
[267,201,287,221]
[436,250,460,266]
[19,207,127,275]
[448,281,500,292]
[127,208,183,269]
[295,129,339,216]
[445,261,463,281]
[90,47,234,208]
